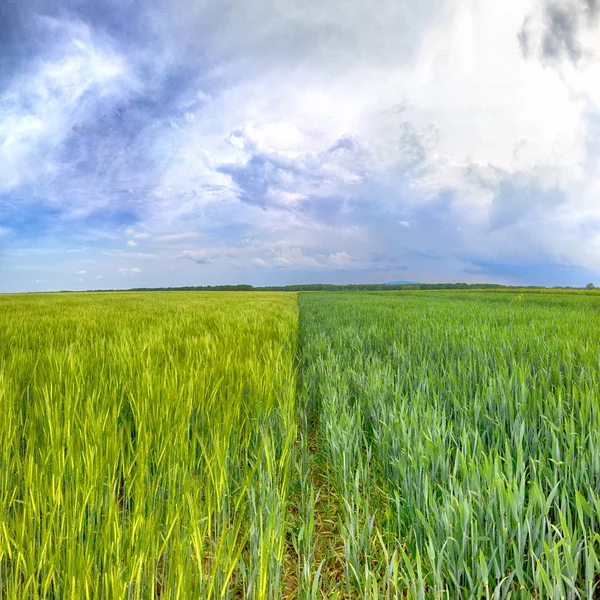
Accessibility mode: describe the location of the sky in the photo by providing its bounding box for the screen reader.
[2,0,600,292]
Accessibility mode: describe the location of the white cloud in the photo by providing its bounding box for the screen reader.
[271,245,322,269]
[154,232,201,243]
[124,229,150,239]
[75,270,87,275]
[199,0,599,272]
[127,240,138,247]
[0,17,134,203]
[328,252,353,268]
[130,267,141,273]
[180,247,241,264]
[251,257,268,266]
[104,250,155,258]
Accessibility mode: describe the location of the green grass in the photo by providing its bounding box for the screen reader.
[0,292,298,599]
[297,291,600,598]
[3,290,600,598]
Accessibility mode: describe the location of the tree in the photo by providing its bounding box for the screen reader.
[586,282,595,290]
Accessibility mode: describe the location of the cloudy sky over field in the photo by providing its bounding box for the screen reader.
[2,0,600,291]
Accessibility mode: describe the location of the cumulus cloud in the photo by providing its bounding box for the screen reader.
[217,125,370,209]
[154,232,200,242]
[180,247,241,264]
[124,229,150,239]
[328,252,354,268]
[103,249,155,258]
[271,246,322,269]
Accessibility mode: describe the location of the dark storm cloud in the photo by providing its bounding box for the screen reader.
[519,0,600,64]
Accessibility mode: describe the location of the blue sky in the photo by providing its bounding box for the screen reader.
[2,0,600,292]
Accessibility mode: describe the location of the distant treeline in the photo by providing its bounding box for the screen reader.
[83,283,598,293]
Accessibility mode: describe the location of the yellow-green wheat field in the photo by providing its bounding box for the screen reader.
[0,292,298,599]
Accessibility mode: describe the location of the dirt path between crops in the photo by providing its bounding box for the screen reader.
[283,417,348,599]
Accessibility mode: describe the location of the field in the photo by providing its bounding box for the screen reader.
[296,292,600,598]
[0,293,298,599]
[2,291,600,598]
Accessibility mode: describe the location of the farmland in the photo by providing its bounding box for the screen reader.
[2,290,600,598]
[297,292,600,598]
[0,293,297,599]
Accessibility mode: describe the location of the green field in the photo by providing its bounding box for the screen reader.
[0,293,298,599]
[297,292,600,598]
[2,291,600,598]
